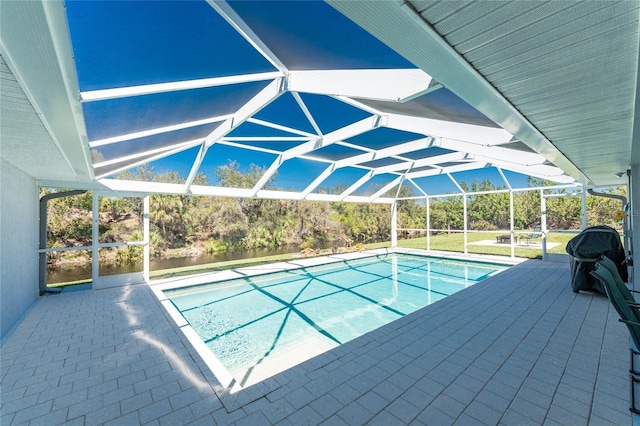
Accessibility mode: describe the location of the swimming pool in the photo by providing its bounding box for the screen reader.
[163,252,509,388]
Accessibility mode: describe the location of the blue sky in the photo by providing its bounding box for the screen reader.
[67,0,545,197]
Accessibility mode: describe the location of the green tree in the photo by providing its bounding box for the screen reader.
[429,196,463,233]
[209,199,249,250]
[396,185,426,234]
[215,160,270,188]
[465,180,509,230]
[586,187,626,230]
[115,230,144,265]
[150,194,185,247]
[336,202,391,242]
[41,189,93,247]
[513,189,541,230]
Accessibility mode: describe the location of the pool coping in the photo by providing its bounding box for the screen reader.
[149,248,523,293]
[147,248,525,408]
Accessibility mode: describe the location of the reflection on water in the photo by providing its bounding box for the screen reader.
[46,246,303,284]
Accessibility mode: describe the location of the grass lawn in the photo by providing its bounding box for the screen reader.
[150,231,575,280]
[50,231,577,285]
[397,231,576,258]
[48,278,92,288]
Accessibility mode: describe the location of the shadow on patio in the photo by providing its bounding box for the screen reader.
[0,257,631,425]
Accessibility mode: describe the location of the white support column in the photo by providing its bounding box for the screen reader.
[627,166,640,425]
[426,197,431,251]
[631,165,639,291]
[143,195,150,282]
[463,194,468,254]
[541,189,548,261]
[391,201,398,248]
[581,187,588,229]
[92,192,100,288]
[509,190,515,258]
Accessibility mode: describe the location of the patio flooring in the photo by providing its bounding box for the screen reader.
[0,255,633,425]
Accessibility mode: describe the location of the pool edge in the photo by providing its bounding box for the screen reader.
[147,248,522,397]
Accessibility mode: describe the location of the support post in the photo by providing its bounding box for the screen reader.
[509,190,515,258]
[39,190,87,293]
[92,192,100,288]
[631,166,639,291]
[463,194,468,254]
[391,201,398,248]
[143,195,150,282]
[426,197,430,251]
[541,189,548,261]
[581,187,588,229]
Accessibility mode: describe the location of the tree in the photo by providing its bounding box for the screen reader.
[149,194,185,247]
[51,159,632,271]
[396,185,426,234]
[513,190,540,229]
[215,160,270,188]
[465,180,509,230]
[336,202,391,242]
[209,199,249,250]
[586,186,626,230]
[429,196,463,233]
[41,188,93,247]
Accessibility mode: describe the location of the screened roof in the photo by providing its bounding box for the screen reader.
[2,1,638,201]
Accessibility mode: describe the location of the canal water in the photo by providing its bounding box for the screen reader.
[46,246,302,284]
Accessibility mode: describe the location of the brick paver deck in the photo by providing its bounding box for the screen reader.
[0,257,632,425]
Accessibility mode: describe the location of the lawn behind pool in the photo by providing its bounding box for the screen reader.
[50,231,577,285]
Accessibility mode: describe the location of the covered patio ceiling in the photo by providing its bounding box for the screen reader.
[1,1,639,202]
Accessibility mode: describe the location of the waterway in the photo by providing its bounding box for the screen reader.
[46,246,303,284]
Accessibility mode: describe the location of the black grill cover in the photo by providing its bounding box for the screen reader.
[566,225,627,294]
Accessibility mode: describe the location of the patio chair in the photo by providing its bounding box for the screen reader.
[522,225,542,245]
[591,257,640,414]
[597,254,630,284]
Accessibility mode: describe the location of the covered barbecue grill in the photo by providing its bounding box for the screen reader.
[566,225,627,295]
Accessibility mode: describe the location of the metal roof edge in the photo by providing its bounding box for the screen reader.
[326,0,590,185]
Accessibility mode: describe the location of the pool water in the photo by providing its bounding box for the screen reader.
[164,253,508,387]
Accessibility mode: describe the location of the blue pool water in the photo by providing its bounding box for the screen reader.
[164,253,508,386]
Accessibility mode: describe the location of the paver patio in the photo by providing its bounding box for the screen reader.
[0,256,632,425]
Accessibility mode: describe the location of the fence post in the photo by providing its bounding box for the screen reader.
[143,195,150,282]
[463,194,468,254]
[92,192,100,288]
[426,196,430,251]
[391,201,397,248]
[510,190,515,258]
[541,190,547,261]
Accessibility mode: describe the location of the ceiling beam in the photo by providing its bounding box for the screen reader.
[281,115,379,161]
[327,0,588,184]
[339,170,375,200]
[80,72,282,102]
[246,117,319,138]
[406,162,489,180]
[374,152,469,175]
[434,137,547,166]
[251,154,282,196]
[93,140,199,170]
[291,91,324,136]
[369,176,403,202]
[89,114,232,148]
[94,140,202,180]
[333,137,434,169]
[301,164,336,198]
[183,78,285,191]
[386,114,513,146]
[207,0,289,74]
[288,69,432,101]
